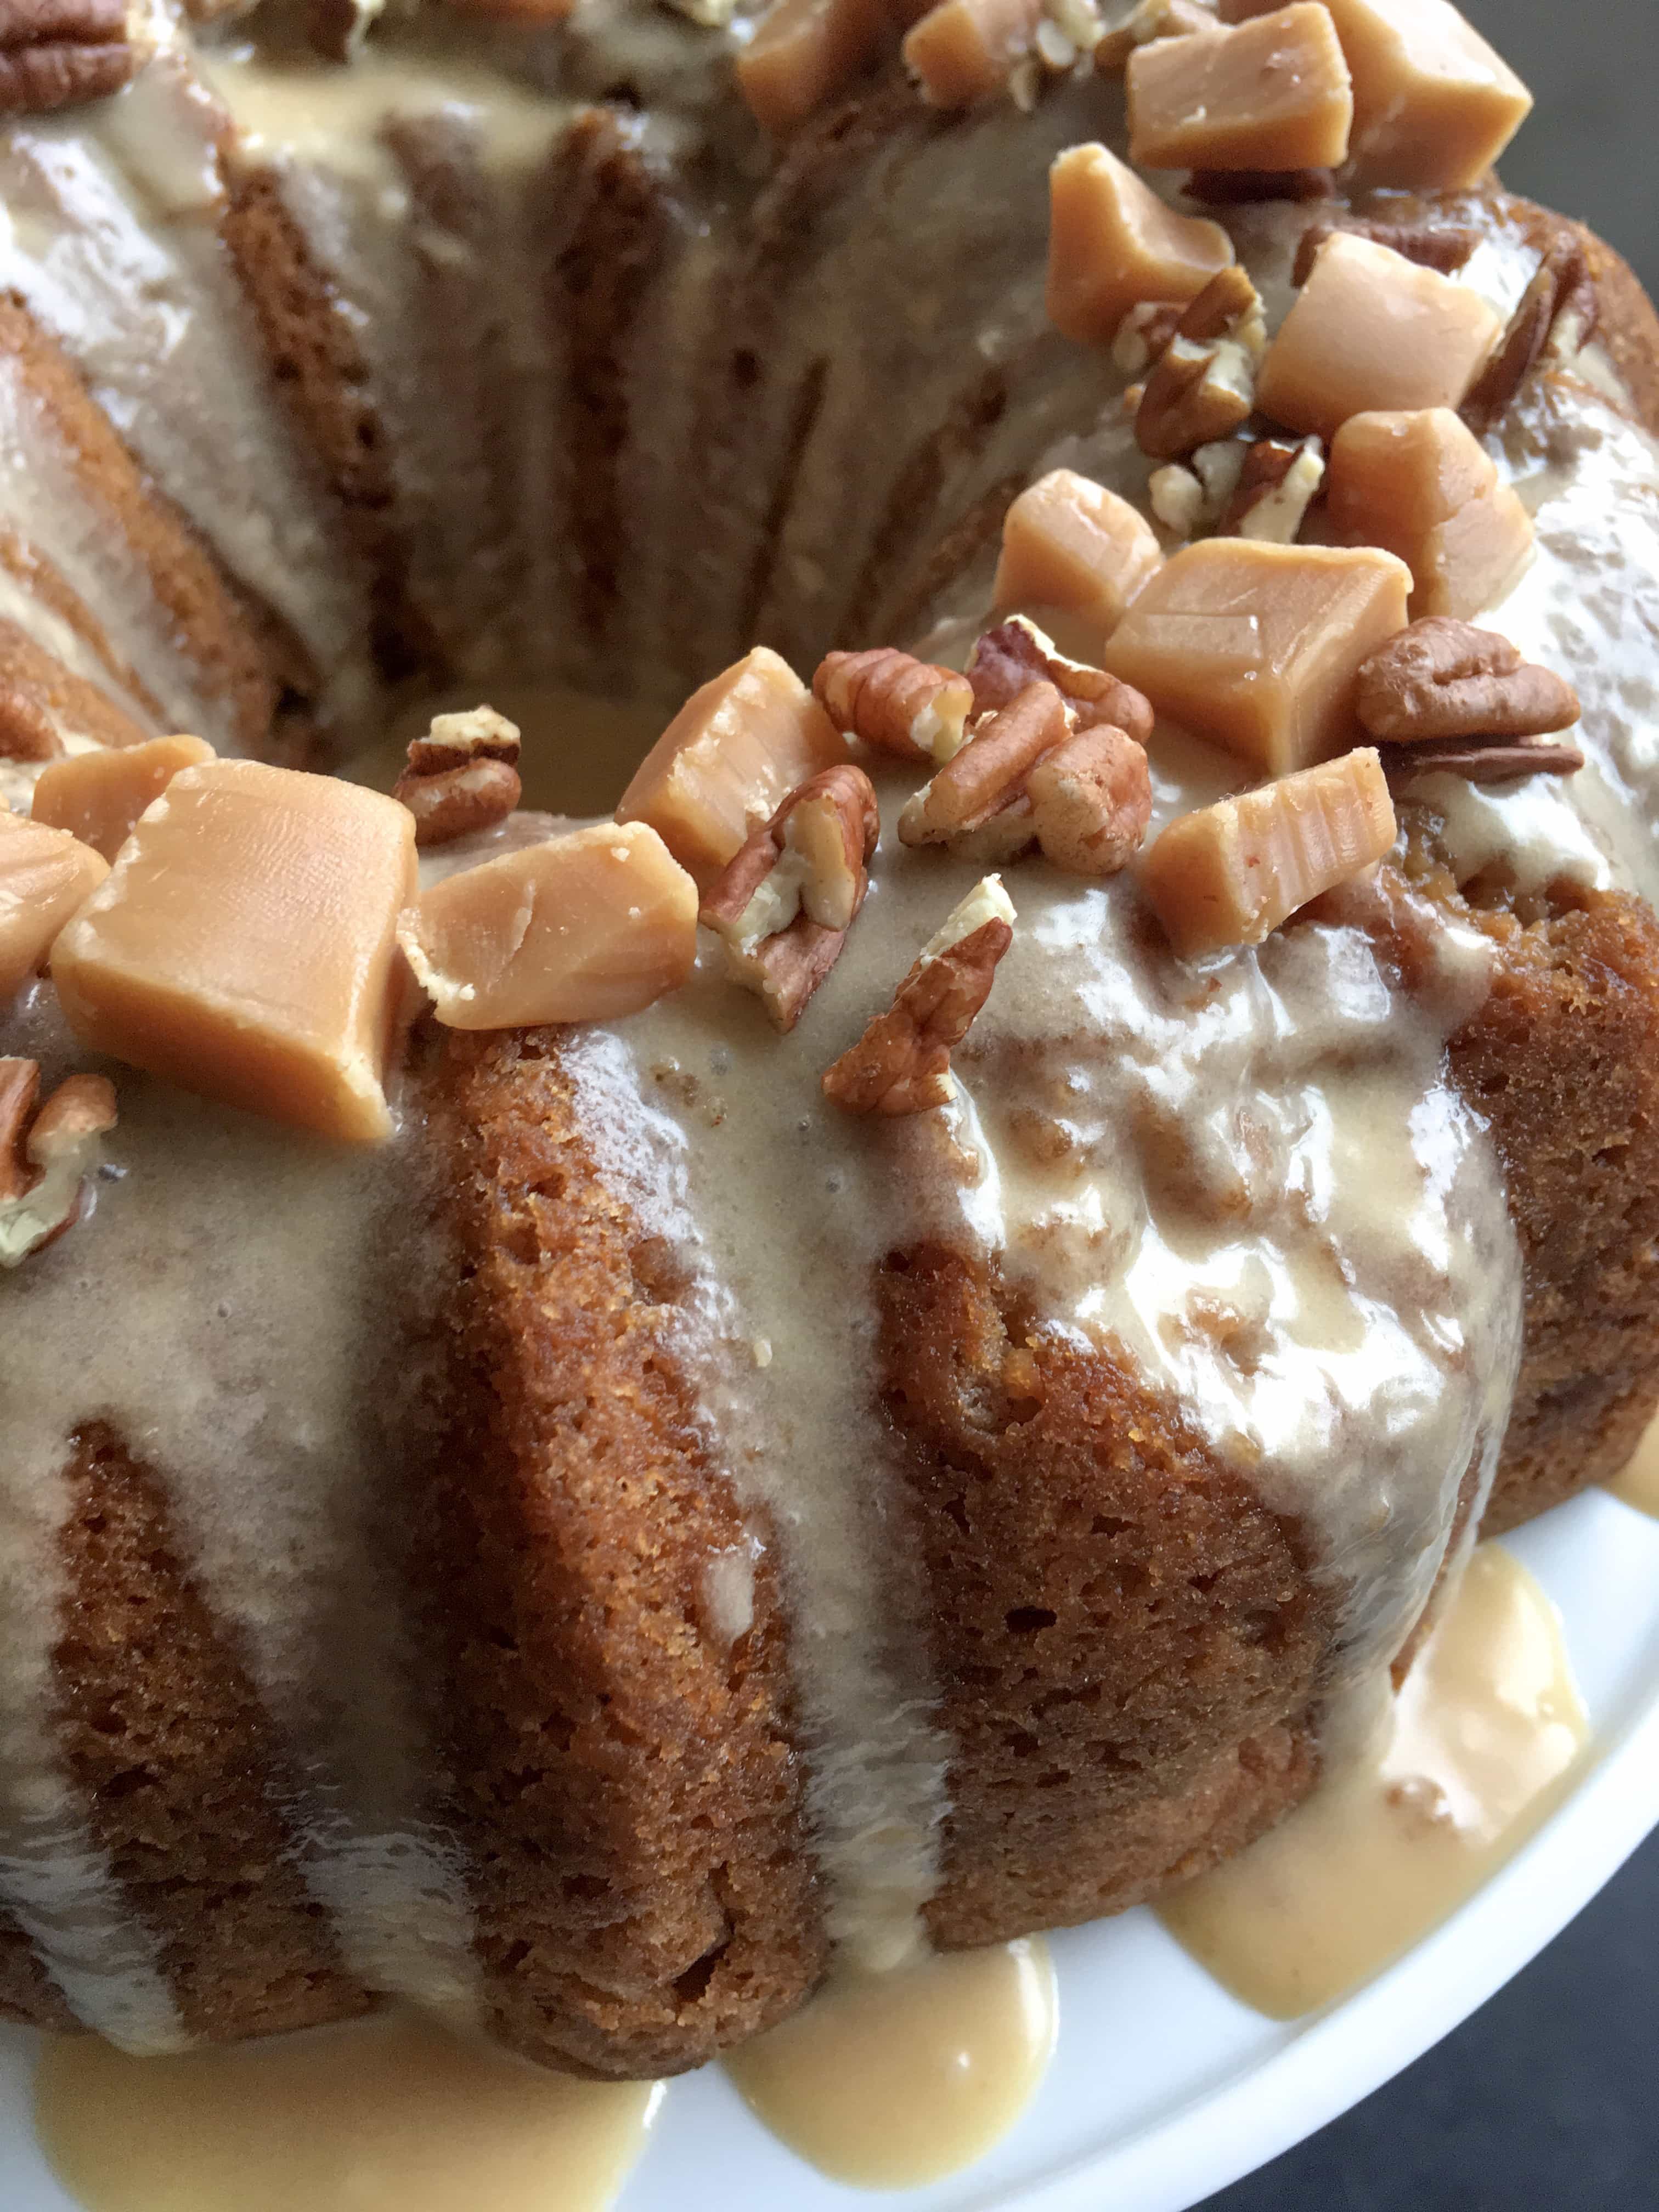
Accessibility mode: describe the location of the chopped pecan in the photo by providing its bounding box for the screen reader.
[0,1059,116,1266]
[1356,618,1581,745]
[1291,219,1479,288]
[966,617,1154,743]
[0,0,138,114]
[393,705,522,847]
[1026,724,1152,874]
[899,681,1071,846]
[812,648,974,764]
[1384,737,1584,786]
[1135,266,1266,460]
[822,877,1014,1115]
[1111,299,1185,377]
[1218,434,1325,542]
[1460,236,1597,435]
[699,763,879,1031]
[1187,167,1335,205]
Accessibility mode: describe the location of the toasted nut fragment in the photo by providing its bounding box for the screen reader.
[992,469,1165,656]
[1327,408,1533,620]
[404,704,521,775]
[0,0,139,119]
[1095,0,1218,72]
[701,764,879,1030]
[1460,238,1596,435]
[1103,539,1410,774]
[1220,0,1532,190]
[1127,4,1353,173]
[968,617,1155,744]
[1355,618,1579,744]
[1135,265,1266,460]
[0,1062,116,1267]
[1292,216,1478,286]
[1256,233,1502,441]
[900,681,1072,844]
[813,650,973,764]
[1184,165,1333,202]
[903,0,1042,104]
[392,704,522,848]
[52,763,415,1145]
[1141,746,1396,955]
[403,821,697,1029]
[0,811,108,1001]
[823,876,1015,1114]
[1026,724,1152,873]
[1220,434,1325,542]
[1148,461,1206,537]
[31,733,216,862]
[1046,143,1234,343]
[617,647,844,890]
[737,0,883,132]
[1384,736,1583,786]
[1111,298,1185,375]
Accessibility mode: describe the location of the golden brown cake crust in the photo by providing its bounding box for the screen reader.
[417,1026,828,2079]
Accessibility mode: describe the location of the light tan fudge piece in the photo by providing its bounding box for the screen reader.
[1219,0,1532,189]
[1127,5,1353,172]
[1141,746,1395,954]
[617,647,845,890]
[32,735,215,864]
[992,470,1165,658]
[0,814,108,1001]
[737,0,884,133]
[403,822,697,1030]
[1046,143,1234,344]
[1327,408,1534,621]
[1255,233,1500,441]
[1102,539,1410,774]
[903,0,1043,105]
[52,762,416,1144]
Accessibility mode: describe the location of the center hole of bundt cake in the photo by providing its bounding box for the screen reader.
[343,679,667,817]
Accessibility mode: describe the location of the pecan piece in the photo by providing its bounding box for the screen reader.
[1292,219,1479,287]
[393,705,522,847]
[1186,167,1334,206]
[1460,236,1597,436]
[0,1058,116,1266]
[0,0,138,114]
[1135,266,1267,461]
[1218,433,1325,542]
[1026,724,1151,874]
[1356,619,1581,745]
[899,681,1071,846]
[1384,737,1584,787]
[967,618,1154,744]
[812,648,974,764]
[700,763,879,1031]
[822,877,1014,1116]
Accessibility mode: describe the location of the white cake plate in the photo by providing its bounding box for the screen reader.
[4,1484,1658,2212]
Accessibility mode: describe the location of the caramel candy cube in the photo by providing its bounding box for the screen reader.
[403,822,697,1030]
[617,647,844,889]
[1102,539,1410,774]
[1046,144,1235,345]
[1221,0,1531,189]
[0,815,108,1001]
[32,735,216,863]
[1327,408,1534,621]
[902,0,1042,107]
[737,0,884,134]
[1127,5,1353,172]
[992,469,1165,657]
[1255,233,1501,441]
[1142,746,1396,955]
[52,762,416,1145]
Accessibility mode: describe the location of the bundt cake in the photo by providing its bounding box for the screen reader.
[2,0,1658,2105]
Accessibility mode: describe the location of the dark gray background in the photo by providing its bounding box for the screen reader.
[1203,15,1656,2205]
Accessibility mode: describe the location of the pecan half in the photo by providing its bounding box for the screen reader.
[812,648,973,764]
[0,1058,116,1266]
[822,878,1014,1116]
[899,681,1071,846]
[1291,219,1479,287]
[699,763,879,1031]
[1135,266,1266,461]
[1025,724,1152,874]
[393,705,522,847]
[1460,236,1597,436]
[966,618,1154,744]
[0,0,138,114]
[1384,737,1584,786]
[1356,619,1581,745]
